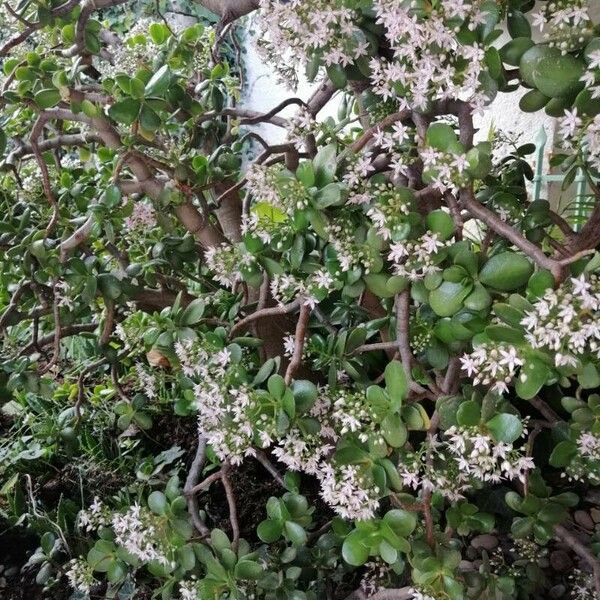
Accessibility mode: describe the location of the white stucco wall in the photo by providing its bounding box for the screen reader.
[240,23,556,162]
[241,31,342,144]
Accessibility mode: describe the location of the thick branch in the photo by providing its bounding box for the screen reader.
[194,0,260,23]
[229,299,301,338]
[344,588,413,600]
[554,524,600,594]
[184,437,210,537]
[350,110,411,153]
[19,323,97,356]
[221,469,240,546]
[395,291,427,394]
[284,303,311,385]
[460,187,563,281]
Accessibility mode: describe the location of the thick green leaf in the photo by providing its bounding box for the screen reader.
[108,98,141,125]
[292,380,317,413]
[257,519,283,543]
[35,88,61,109]
[139,105,161,132]
[533,52,584,99]
[426,123,458,151]
[364,273,396,298]
[384,360,408,406]
[429,281,472,317]
[145,65,172,97]
[486,413,522,443]
[313,144,337,186]
[579,363,600,389]
[457,400,481,427]
[210,529,230,552]
[381,413,407,448]
[426,210,454,240]
[507,10,531,38]
[549,440,577,468]
[383,509,417,537]
[148,491,167,515]
[235,560,263,580]
[181,298,205,325]
[478,252,533,291]
[515,359,549,400]
[284,521,308,546]
[268,374,286,400]
[342,531,370,566]
[314,183,344,208]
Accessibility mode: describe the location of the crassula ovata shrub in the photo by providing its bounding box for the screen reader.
[0,0,600,599]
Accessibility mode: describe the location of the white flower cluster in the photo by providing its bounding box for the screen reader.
[135,362,157,399]
[560,27,600,170]
[269,390,385,520]
[400,441,469,502]
[344,123,414,192]
[445,424,533,484]
[560,105,600,172]
[201,384,259,465]
[375,123,413,180]
[371,0,489,111]
[420,145,470,192]
[179,579,203,600]
[327,216,378,273]
[577,431,600,461]
[366,182,412,240]
[270,270,336,309]
[95,19,155,79]
[460,344,523,395]
[400,422,532,501]
[344,152,376,191]
[318,463,380,520]
[176,339,259,465]
[77,496,109,532]
[175,339,231,377]
[272,428,334,474]
[521,274,600,368]
[330,389,382,442]
[204,243,258,289]
[256,0,368,86]
[55,280,74,310]
[569,568,600,600]
[461,275,600,393]
[65,558,96,595]
[286,107,320,149]
[124,201,156,230]
[531,0,592,54]
[360,560,391,597]
[562,430,600,485]
[388,231,450,281]
[245,164,283,207]
[581,50,600,100]
[112,503,173,567]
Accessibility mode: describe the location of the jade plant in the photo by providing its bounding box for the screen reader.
[0,1,600,599]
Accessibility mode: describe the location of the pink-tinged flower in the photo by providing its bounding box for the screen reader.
[531,11,547,31]
[124,202,156,230]
[459,355,478,377]
[559,109,581,139]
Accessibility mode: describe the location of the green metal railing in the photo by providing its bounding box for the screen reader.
[532,126,589,232]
